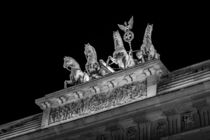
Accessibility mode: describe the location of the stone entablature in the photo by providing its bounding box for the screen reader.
[1,14,210,139]
[158,59,210,95]
[35,16,166,128]
[1,60,209,140]
[31,80,210,140]
[0,114,42,140]
[36,60,169,128]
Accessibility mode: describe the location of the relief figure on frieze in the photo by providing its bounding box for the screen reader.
[89,94,102,112]
[48,81,147,125]
[132,80,147,99]
[114,87,125,105]
[63,104,72,120]
[71,101,81,117]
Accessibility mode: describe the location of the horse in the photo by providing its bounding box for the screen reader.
[136,50,145,64]
[84,43,101,78]
[63,56,90,88]
[106,30,135,69]
[84,43,114,78]
[140,24,160,61]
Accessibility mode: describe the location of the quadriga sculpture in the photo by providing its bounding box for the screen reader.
[63,56,90,88]
[62,17,161,88]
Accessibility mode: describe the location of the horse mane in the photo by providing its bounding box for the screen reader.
[84,43,98,62]
[63,56,81,70]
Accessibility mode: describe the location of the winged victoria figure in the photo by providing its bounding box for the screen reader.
[106,30,135,69]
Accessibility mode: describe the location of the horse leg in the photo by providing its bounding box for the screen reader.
[64,80,72,88]
[128,55,135,67]
[110,56,117,64]
[107,56,116,65]
[106,56,111,65]
[64,80,68,88]
[83,73,90,82]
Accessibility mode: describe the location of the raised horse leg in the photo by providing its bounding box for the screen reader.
[64,80,73,88]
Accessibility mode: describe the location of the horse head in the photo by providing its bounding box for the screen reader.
[84,43,97,62]
[63,56,81,70]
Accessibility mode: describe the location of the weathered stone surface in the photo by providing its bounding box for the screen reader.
[1,60,210,140]
[36,60,167,128]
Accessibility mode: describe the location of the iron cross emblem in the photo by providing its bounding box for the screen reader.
[118,16,134,44]
[123,30,134,43]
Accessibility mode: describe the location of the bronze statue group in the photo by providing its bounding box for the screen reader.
[63,17,160,88]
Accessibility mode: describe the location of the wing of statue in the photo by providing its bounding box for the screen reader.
[113,30,125,51]
[118,24,126,32]
[128,16,134,29]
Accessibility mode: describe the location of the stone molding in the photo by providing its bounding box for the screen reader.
[37,60,168,128]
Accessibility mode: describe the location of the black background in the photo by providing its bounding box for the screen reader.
[0,3,209,125]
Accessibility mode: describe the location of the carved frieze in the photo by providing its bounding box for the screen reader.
[36,60,168,128]
[48,80,147,126]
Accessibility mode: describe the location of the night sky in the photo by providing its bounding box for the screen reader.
[1,4,209,125]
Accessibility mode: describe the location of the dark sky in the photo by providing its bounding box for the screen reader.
[1,4,209,125]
